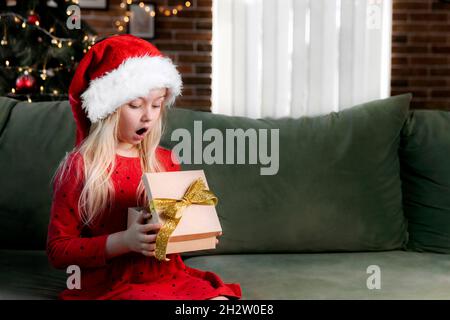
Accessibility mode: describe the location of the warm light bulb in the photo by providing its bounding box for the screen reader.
[173,9,178,15]
[124,16,129,22]
[145,6,150,12]
[11,88,15,94]
[139,2,144,8]
[118,26,124,31]
[120,2,126,9]
[127,0,132,4]
[27,97,32,103]
[40,86,44,92]
[35,21,40,26]
[58,42,62,48]
[53,90,59,95]
[164,10,171,16]
[150,11,156,17]
[5,60,9,66]
[68,41,72,46]
[22,22,26,28]
[185,1,191,7]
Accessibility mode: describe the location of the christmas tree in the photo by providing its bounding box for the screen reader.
[0,0,98,102]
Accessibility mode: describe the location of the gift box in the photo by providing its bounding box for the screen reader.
[128,207,218,255]
[127,170,222,260]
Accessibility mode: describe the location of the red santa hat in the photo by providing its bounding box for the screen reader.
[69,34,182,146]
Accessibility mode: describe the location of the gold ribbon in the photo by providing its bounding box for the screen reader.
[149,178,218,261]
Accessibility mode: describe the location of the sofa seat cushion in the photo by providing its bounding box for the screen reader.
[0,250,66,299]
[1,250,448,299]
[184,251,450,299]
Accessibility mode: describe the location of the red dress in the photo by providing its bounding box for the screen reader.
[46,146,242,300]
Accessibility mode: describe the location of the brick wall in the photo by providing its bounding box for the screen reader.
[392,0,450,110]
[81,0,213,111]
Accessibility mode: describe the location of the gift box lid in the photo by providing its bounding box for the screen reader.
[142,170,222,241]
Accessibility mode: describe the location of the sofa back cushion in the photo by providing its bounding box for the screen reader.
[0,95,411,253]
[400,110,450,254]
[161,94,412,255]
[0,97,75,249]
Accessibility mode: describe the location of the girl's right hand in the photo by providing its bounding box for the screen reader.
[123,211,162,257]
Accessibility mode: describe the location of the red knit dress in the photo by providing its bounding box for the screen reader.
[46,146,242,300]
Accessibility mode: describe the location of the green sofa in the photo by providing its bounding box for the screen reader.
[0,94,449,299]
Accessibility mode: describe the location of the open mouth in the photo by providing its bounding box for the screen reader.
[135,127,148,136]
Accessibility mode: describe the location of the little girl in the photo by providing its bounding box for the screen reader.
[46,34,242,300]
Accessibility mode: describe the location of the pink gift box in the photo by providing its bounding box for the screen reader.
[127,170,222,254]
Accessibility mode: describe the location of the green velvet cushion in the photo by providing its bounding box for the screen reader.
[400,110,450,254]
[1,249,448,299]
[185,251,450,299]
[0,96,17,137]
[0,97,75,249]
[0,95,411,253]
[0,250,66,299]
[161,94,412,254]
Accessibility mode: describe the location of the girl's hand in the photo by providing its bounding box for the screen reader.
[216,232,222,245]
[123,211,162,257]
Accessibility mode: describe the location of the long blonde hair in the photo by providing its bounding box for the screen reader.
[52,101,168,226]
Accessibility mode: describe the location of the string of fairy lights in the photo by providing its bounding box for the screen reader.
[115,1,193,32]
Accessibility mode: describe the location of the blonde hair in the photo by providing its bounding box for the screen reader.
[52,100,168,226]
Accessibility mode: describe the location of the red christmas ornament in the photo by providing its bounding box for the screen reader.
[15,73,36,93]
[27,13,40,25]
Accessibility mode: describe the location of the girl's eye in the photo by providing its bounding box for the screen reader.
[152,105,160,108]
[130,104,140,109]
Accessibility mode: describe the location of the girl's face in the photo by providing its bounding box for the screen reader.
[117,88,167,150]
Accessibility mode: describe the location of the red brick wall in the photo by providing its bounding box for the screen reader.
[81,0,213,111]
[392,0,450,110]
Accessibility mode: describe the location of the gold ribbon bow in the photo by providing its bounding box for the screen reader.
[149,178,218,261]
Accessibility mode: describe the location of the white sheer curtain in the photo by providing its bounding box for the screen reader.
[212,0,392,118]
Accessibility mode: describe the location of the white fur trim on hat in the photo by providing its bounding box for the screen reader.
[81,55,182,123]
